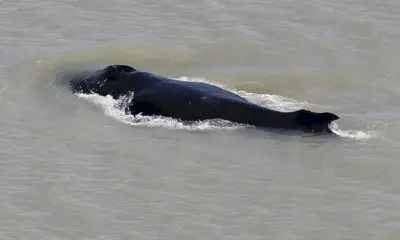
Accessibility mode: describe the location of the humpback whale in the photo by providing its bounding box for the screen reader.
[68,65,339,133]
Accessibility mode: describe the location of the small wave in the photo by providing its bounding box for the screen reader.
[329,122,372,140]
[76,76,370,139]
[0,82,6,97]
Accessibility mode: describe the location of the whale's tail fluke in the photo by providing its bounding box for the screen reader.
[295,109,339,133]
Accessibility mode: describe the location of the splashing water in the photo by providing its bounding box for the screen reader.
[76,76,371,139]
[329,122,373,140]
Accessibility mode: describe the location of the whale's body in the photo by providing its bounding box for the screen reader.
[68,65,339,133]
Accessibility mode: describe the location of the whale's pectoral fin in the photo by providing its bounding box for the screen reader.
[295,109,340,133]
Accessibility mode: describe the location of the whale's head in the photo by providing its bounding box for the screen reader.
[69,64,137,98]
[294,109,339,133]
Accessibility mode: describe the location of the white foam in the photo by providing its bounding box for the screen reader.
[329,122,372,140]
[76,76,371,139]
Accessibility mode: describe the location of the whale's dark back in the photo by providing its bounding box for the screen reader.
[68,64,339,133]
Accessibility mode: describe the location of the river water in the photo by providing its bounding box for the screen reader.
[0,0,399,239]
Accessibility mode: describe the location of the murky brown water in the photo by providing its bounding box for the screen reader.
[1,0,399,239]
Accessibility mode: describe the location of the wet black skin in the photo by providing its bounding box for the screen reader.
[69,65,339,133]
